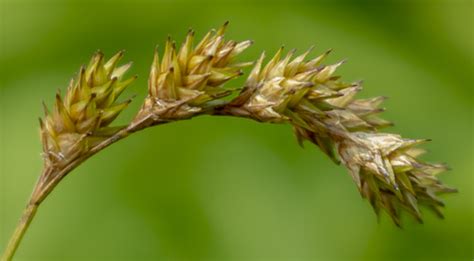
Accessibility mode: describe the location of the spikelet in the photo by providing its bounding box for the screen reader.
[337,132,457,226]
[135,22,252,123]
[228,47,456,225]
[40,51,136,168]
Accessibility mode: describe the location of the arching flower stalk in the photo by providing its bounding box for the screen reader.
[1,23,455,261]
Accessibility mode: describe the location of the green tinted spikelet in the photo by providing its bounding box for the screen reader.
[40,51,136,167]
[136,22,252,122]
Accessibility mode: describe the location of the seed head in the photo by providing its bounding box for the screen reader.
[35,25,455,227]
[337,132,456,226]
[40,51,136,167]
[137,22,252,122]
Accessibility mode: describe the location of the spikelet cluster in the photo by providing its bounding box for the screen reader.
[35,24,455,226]
[228,47,456,225]
[40,51,136,167]
[135,22,252,122]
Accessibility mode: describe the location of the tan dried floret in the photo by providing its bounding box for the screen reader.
[226,47,456,225]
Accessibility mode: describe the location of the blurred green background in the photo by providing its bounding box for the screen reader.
[0,0,472,260]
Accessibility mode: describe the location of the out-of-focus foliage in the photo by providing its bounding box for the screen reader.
[0,0,472,260]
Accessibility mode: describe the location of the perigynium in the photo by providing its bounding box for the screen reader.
[1,22,456,261]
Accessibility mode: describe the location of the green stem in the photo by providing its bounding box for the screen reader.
[1,202,38,261]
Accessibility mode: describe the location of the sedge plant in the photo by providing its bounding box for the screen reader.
[1,22,456,260]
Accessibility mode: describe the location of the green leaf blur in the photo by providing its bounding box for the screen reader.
[0,0,472,260]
